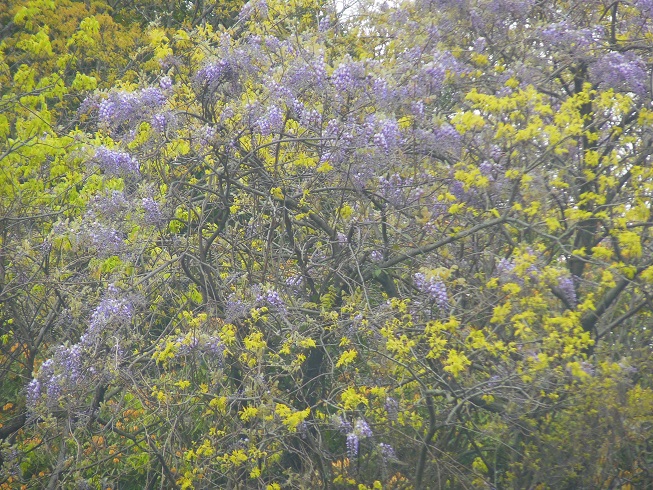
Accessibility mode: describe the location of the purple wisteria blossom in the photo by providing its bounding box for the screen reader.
[496,258,516,277]
[225,293,249,323]
[496,254,540,283]
[286,275,303,291]
[26,378,41,408]
[256,287,286,311]
[53,344,83,383]
[385,397,399,422]
[98,91,139,127]
[635,0,653,17]
[45,374,63,405]
[558,275,577,307]
[374,77,398,108]
[239,0,268,21]
[159,76,173,90]
[318,15,333,32]
[257,105,284,135]
[205,336,225,361]
[150,112,174,134]
[333,63,355,92]
[332,59,366,93]
[379,442,396,460]
[94,146,139,176]
[175,335,200,356]
[89,190,129,217]
[311,59,328,86]
[433,124,462,156]
[335,415,353,434]
[345,419,373,461]
[142,197,163,223]
[194,59,238,90]
[87,223,124,256]
[473,36,487,52]
[590,52,648,97]
[80,290,133,347]
[77,93,100,117]
[199,124,217,144]
[378,173,414,207]
[539,22,600,60]
[414,272,449,310]
[373,118,401,153]
[139,87,166,107]
[347,432,359,459]
[354,418,373,438]
[300,108,321,128]
[98,87,167,132]
[27,341,89,411]
[172,334,224,362]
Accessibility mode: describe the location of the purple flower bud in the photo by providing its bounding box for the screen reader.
[346,432,359,460]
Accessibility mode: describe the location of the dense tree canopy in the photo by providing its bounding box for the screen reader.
[2,0,653,488]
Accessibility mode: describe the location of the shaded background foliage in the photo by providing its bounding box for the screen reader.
[2,0,653,488]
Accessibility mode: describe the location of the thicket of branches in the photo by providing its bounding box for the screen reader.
[2,0,653,488]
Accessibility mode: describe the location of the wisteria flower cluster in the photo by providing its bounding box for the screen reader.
[93,146,139,176]
[85,222,124,257]
[590,51,648,97]
[558,275,577,307]
[345,418,374,460]
[141,196,163,223]
[27,287,133,411]
[173,334,225,362]
[378,173,415,207]
[256,287,286,312]
[97,87,167,133]
[414,272,449,310]
[80,291,133,347]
